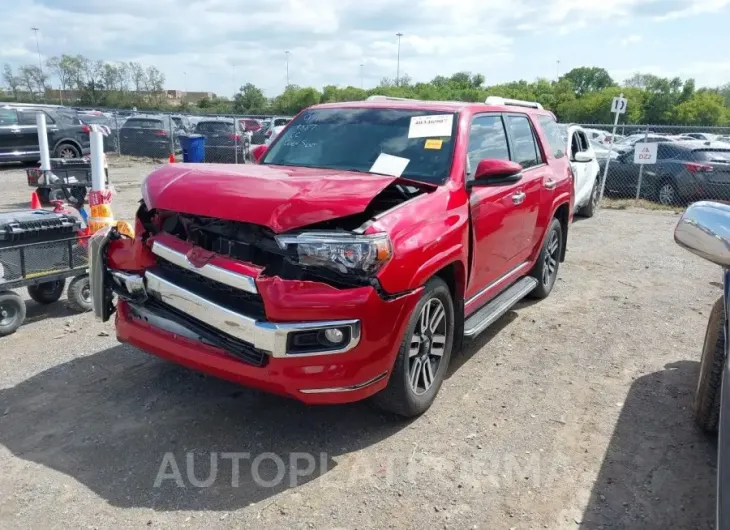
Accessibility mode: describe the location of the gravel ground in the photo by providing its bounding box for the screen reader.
[0,158,721,529]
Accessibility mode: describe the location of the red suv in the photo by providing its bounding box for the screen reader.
[90,95,573,417]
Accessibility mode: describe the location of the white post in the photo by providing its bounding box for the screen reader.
[635,127,650,201]
[90,130,105,191]
[36,111,51,171]
[597,92,624,204]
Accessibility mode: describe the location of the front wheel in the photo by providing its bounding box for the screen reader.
[695,297,725,433]
[371,277,455,417]
[529,217,563,299]
[657,181,678,206]
[54,142,80,159]
[67,275,92,313]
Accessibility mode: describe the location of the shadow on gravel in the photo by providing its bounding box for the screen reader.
[0,345,411,511]
[581,360,716,529]
[23,298,81,325]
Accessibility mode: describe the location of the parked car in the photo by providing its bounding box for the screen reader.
[685,132,722,142]
[90,95,574,417]
[559,124,601,217]
[193,118,250,162]
[590,138,619,161]
[241,118,263,133]
[0,103,91,163]
[171,114,193,134]
[612,133,673,154]
[582,127,616,145]
[603,141,730,205]
[674,201,730,530]
[118,114,181,158]
[251,116,292,144]
[78,113,118,153]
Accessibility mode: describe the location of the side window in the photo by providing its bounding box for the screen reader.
[537,115,565,159]
[18,110,53,125]
[577,132,589,151]
[657,144,679,160]
[0,108,19,126]
[506,115,540,169]
[466,114,510,178]
[570,133,581,159]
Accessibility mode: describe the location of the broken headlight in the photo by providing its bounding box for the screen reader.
[275,232,392,275]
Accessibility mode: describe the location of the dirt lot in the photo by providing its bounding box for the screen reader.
[0,158,721,529]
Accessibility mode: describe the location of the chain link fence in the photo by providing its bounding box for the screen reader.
[561,123,730,207]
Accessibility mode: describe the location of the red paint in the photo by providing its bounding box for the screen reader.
[251,144,268,162]
[142,163,400,232]
[473,159,523,179]
[106,98,573,405]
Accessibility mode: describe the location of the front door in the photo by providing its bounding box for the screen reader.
[466,113,538,300]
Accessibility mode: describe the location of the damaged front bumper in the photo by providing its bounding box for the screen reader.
[88,227,421,403]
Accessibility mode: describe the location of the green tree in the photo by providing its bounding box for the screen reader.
[671,91,727,126]
[562,67,615,96]
[233,83,268,113]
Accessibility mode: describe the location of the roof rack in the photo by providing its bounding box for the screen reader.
[366,95,420,102]
[484,96,543,110]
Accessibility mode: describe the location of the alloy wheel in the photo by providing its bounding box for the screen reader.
[542,229,560,286]
[658,184,675,205]
[59,146,77,158]
[408,298,447,396]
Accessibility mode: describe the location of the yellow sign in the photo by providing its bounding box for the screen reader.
[424,139,443,150]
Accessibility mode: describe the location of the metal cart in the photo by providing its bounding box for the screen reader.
[26,158,109,207]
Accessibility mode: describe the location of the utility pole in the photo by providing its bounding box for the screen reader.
[360,63,364,89]
[31,27,44,100]
[396,33,403,85]
[556,59,561,81]
[285,51,290,87]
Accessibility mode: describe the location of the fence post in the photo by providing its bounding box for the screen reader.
[635,127,650,202]
[113,111,121,156]
[234,118,239,164]
[169,116,174,157]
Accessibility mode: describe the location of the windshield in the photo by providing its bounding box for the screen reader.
[262,107,457,184]
[196,121,234,134]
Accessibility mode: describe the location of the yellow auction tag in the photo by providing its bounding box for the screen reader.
[424,139,443,150]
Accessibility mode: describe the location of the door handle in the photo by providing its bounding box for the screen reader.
[512,191,526,205]
[544,179,557,190]
[10,128,21,133]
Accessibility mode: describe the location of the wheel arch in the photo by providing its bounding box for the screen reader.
[553,202,570,262]
[51,137,83,156]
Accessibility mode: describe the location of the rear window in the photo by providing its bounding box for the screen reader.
[693,150,730,163]
[81,115,110,125]
[0,108,19,125]
[196,121,234,134]
[122,118,164,129]
[274,118,290,127]
[537,115,565,159]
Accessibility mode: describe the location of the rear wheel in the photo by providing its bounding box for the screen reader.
[371,277,455,417]
[529,217,562,299]
[695,297,725,433]
[54,142,80,159]
[67,275,92,313]
[0,291,26,336]
[657,180,678,206]
[27,280,65,304]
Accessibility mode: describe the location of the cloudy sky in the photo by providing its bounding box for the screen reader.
[2,0,730,98]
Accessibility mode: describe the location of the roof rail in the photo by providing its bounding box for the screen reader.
[485,96,543,110]
[366,95,420,102]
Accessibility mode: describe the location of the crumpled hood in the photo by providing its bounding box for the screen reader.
[142,163,400,232]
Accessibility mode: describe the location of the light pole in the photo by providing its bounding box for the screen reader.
[360,63,364,89]
[285,51,290,87]
[556,59,560,81]
[31,27,44,99]
[396,33,403,85]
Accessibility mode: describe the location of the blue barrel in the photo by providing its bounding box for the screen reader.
[180,134,206,163]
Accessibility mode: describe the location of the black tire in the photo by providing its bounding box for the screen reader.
[580,177,600,218]
[656,180,678,206]
[695,296,725,433]
[54,142,80,159]
[371,277,455,417]
[67,275,92,313]
[529,217,563,300]
[27,280,65,304]
[0,291,26,337]
[36,187,51,205]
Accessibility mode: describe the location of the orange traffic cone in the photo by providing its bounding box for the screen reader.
[169,153,175,163]
[30,191,41,210]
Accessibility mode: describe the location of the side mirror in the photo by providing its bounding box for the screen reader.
[471,159,523,186]
[574,152,593,163]
[675,201,730,267]
[251,144,268,163]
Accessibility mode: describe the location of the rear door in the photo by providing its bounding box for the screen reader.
[503,113,546,263]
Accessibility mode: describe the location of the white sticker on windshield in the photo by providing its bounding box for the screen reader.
[408,114,453,138]
[370,153,410,177]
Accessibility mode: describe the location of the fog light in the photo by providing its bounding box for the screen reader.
[323,328,345,344]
